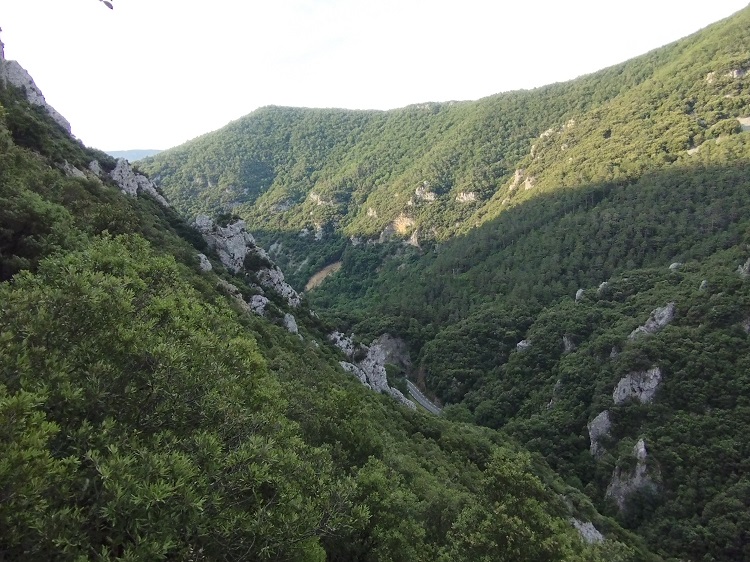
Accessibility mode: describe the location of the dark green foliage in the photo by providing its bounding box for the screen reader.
[0,79,643,561]
[137,6,750,560]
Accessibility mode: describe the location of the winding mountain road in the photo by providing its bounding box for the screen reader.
[407,381,442,415]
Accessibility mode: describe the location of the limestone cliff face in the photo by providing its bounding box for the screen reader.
[329,331,355,357]
[194,215,257,274]
[613,367,662,404]
[194,216,302,309]
[629,303,676,339]
[587,410,612,457]
[110,159,169,207]
[256,267,301,308]
[197,253,212,272]
[606,439,659,512]
[571,519,604,544]
[334,332,416,410]
[0,47,71,133]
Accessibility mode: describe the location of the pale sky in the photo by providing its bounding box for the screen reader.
[2,0,748,150]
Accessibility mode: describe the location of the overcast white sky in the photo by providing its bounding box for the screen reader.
[2,0,748,150]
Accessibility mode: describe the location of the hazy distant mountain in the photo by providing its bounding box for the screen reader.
[107,149,161,161]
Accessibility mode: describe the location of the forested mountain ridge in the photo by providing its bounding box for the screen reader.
[142,6,750,278]
[0,40,649,560]
[138,6,750,561]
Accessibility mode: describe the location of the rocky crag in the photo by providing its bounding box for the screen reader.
[0,33,71,132]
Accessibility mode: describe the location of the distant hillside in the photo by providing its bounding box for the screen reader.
[107,148,161,161]
[142,6,750,285]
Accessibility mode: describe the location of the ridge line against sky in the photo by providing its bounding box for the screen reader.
[2,0,748,151]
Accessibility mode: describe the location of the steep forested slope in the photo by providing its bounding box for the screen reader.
[142,7,750,285]
[139,6,750,561]
[0,50,649,560]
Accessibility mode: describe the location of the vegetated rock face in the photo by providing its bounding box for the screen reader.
[283,313,298,335]
[628,302,676,339]
[197,253,212,272]
[370,333,412,371]
[256,267,301,308]
[613,367,662,405]
[61,161,86,178]
[110,159,170,207]
[563,335,576,353]
[597,281,609,296]
[379,214,416,242]
[669,262,683,270]
[215,279,252,315]
[250,295,270,316]
[0,51,71,132]
[547,379,562,409]
[516,339,532,351]
[358,339,415,409]
[194,215,257,274]
[606,439,659,512]
[571,519,605,544]
[738,257,750,278]
[339,361,371,389]
[329,331,355,357]
[88,160,103,176]
[588,410,612,457]
[334,333,415,409]
[414,182,437,202]
[193,216,301,306]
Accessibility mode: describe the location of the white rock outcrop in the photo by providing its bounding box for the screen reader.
[575,288,585,302]
[88,160,104,176]
[455,191,476,203]
[194,217,300,307]
[197,253,212,272]
[334,333,415,409]
[628,303,676,339]
[571,519,605,544]
[0,55,71,132]
[606,438,659,512]
[250,295,270,316]
[256,267,301,308]
[193,215,259,274]
[339,361,371,389]
[370,334,412,370]
[738,258,750,278]
[415,182,437,202]
[613,367,662,405]
[516,339,532,352]
[588,410,612,457]
[110,159,169,207]
[509,169,525,191]
[329,331,355,357]
[597,281,609,296]
[358,340,415,409]
[283,313,299,335]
